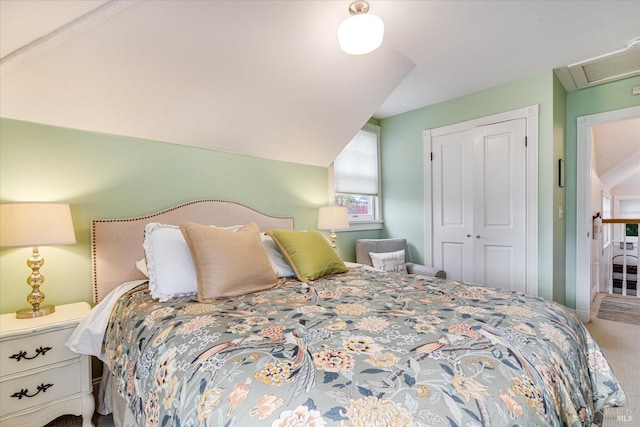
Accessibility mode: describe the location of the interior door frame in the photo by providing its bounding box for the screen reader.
[576,105,640,321]
[424,105,539,295]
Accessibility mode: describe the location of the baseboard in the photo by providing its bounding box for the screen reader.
[576,308,590,323]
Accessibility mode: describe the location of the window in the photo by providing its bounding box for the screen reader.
[619,197,640,242]
[331,123,381,226]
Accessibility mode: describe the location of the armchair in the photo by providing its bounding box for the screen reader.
[355,238,446,279]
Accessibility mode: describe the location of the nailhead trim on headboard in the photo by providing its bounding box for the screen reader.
[91,199,294,303]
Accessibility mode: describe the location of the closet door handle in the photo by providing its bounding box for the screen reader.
[466,234,472,238]
[475,235,480,239]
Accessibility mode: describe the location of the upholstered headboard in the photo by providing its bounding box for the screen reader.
[91,199,294,303]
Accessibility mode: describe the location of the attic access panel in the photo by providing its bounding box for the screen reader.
[568,47,640,89]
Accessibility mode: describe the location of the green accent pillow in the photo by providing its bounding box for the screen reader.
[265,230,349,281]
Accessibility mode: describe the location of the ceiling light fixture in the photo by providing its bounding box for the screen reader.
[337,1,384,55]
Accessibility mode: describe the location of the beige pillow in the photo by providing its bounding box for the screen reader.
[179,221,278,300]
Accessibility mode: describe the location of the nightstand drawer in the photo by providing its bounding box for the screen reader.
[0,327,78,377]
[0,360,82,417]
[0,303,93,426]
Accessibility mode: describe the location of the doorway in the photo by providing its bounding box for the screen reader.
[575,105,640,322]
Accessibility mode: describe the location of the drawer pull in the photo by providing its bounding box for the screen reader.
[9,346,52,362]
[10,383,53,399]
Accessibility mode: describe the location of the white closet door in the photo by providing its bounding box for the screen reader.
[431,118,527,291]
[473,119,527,292]
[432,129,475,283]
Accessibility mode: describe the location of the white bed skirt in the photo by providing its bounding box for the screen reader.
[98,365,137,427]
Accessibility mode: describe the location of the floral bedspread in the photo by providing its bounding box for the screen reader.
[104,269,626,426]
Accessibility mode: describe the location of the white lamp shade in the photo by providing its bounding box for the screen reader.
[338,13,384,55]
[317,206,349,231]
[0,203,76,248]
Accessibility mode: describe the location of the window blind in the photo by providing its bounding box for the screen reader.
[334,128,379,195]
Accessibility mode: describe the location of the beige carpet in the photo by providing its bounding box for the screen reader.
[588,293,640,427]
[44,414,114,426]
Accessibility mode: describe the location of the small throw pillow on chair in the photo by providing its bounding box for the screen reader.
[369,249,407,273]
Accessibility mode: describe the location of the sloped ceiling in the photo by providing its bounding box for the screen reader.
[593,118,640,189]
[1,1,639,167]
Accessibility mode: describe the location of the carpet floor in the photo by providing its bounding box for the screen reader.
[597,294,640,326]
[44,413,114,426]
[588,293,640,427]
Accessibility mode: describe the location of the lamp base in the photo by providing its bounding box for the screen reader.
[330,231,337,249]
[16,305,55,319]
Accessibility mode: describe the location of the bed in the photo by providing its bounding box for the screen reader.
[67,200,627,426]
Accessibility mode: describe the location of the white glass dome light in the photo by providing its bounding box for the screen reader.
[338,1,384,55]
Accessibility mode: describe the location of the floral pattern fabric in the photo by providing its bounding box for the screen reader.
[104,269,626,426]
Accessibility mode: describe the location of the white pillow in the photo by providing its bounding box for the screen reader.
[261,233,295,278]
[369,249,407,273]
[142,223,294,301]
[135,258,149,277]
[143,223,198,301]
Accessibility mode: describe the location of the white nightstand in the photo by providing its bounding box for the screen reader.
[0,302,94,427]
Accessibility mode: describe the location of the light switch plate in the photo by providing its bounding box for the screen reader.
[633,86,640,95]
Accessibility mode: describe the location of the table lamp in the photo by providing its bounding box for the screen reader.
[317,206,349,249]
[0,203,76,318]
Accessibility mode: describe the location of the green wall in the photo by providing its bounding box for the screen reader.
[0,118,365,314]
[552,73,568,305]
[4,74,635,315]
[380,70,563,302]
[564,75,640,308]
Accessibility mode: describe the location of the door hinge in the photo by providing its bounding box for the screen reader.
[430,152,433,161]
[525,136,528,147]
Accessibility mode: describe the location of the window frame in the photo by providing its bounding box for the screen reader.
[614,195,640,243]
[329,123,383,230]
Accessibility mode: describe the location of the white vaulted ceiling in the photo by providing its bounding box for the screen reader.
[593,118,640,189]
[1,1,639,167]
